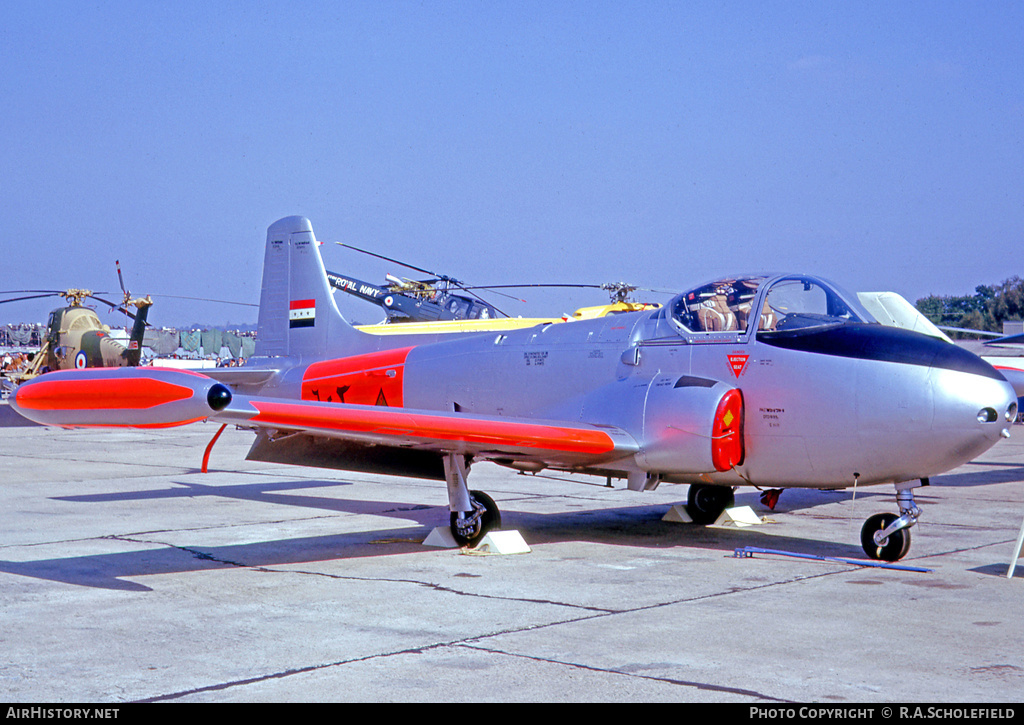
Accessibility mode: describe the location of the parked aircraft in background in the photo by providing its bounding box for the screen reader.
[858,291,1024,400]
[0,281,150,387]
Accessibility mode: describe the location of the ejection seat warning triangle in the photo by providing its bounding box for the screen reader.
[727,353,749,377]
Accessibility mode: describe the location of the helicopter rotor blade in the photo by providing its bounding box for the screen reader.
[462,287,526,303]
[460,283,604,291]
[116,260,127,296]
[336,242,463,285]
[332,243,670,314]
[335,241,516,314]
[0,293,64,305]
[453,287,510,317]
[149,294,258,308]
[92,296,139,320]
[113,260,135,327]
[462,283,677,297]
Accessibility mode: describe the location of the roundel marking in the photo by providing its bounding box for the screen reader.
[75,351,88,369]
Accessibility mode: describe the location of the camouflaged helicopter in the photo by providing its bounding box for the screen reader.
[0,264,152,386]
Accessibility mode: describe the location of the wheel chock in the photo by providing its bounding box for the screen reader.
[470,530,531,555]
[422,526,460,548]
[662,505,694,523]
[711,506,765,528]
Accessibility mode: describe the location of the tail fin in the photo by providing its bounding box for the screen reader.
[255,216,364,361]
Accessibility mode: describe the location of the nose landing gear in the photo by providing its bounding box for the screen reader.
[861,481,923,562]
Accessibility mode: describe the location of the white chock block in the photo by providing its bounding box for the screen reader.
[422,526,459,548]
[662,505,694,523]
[472,530,532,555]
[711,506,764,528]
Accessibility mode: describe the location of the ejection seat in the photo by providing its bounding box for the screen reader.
[694,293,738,332]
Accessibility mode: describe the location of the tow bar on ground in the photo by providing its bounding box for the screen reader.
[733,546,932,573]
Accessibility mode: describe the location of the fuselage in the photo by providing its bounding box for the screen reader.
[264,273,1016,491]
[12,217,1017,499]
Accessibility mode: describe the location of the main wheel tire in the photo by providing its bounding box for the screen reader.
[449,490,502,548]
[861,512,912,562]
[686,484,735,525]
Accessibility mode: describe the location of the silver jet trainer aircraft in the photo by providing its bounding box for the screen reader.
[12,217,1017,562]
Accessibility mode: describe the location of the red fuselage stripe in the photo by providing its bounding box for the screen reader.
[249,400,616,455]
[15,377,194,411]
[301,346,415,407]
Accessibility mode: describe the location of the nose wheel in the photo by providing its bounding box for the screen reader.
[861,513,912,562]
[860,483,921,562]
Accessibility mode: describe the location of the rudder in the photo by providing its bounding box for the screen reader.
[254,216,363,361]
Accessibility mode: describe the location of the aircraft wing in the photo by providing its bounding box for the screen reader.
[218,396,638,468]
[11,367,639,468]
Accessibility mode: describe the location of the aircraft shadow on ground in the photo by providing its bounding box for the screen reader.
[931,461,1024,487]
[971,563,1024,579]
[1,478,879,591]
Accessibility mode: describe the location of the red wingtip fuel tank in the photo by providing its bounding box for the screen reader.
[11,368,233,428]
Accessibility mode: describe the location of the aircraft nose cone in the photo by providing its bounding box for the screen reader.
[930,366,1016,466]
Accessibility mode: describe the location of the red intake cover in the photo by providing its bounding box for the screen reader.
[712,388,744,471]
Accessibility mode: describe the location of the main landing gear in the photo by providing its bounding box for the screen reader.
[444,453,501,547]
[686,483,735,525]
[860,480,923,562]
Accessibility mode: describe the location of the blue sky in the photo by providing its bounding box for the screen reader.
[1,1,1021,327]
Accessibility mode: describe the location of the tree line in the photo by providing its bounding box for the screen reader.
[915,276,1024,336]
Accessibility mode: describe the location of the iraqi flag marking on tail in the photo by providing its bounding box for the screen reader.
[289,299,316,328]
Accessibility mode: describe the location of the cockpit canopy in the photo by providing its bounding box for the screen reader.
[669,275,874,336]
